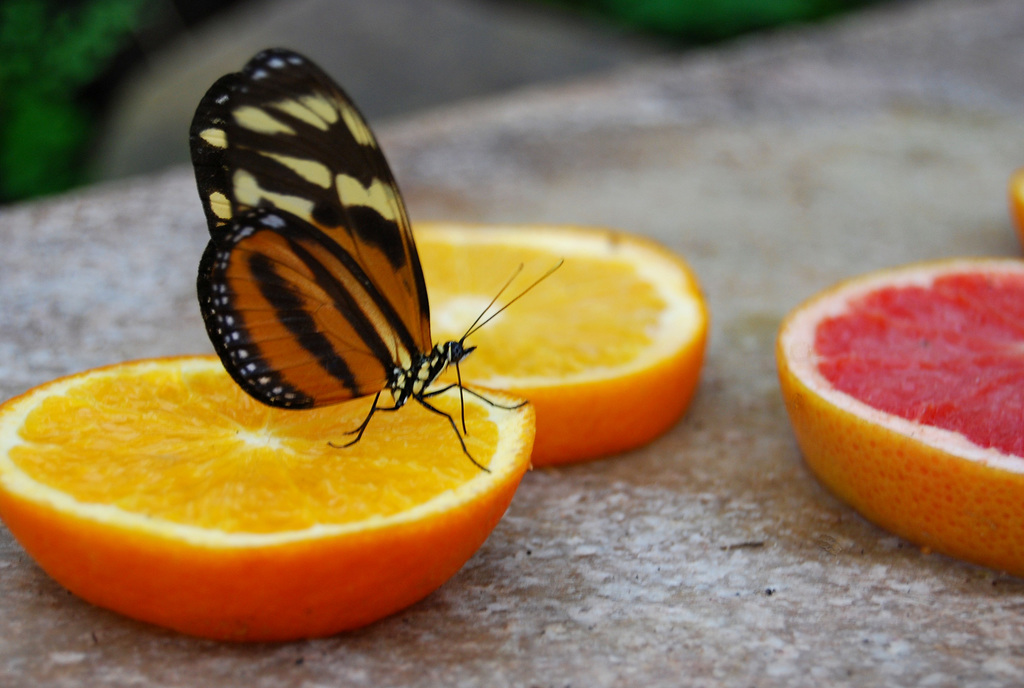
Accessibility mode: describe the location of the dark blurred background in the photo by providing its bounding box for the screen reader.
[0,0,886,205]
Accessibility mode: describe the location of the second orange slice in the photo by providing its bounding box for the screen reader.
[416,223,708,465]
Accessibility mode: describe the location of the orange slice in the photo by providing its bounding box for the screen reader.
[1009,168,1024,247]
[777,258,1024,574]
[417,223,708,465]
[0,356,534,641]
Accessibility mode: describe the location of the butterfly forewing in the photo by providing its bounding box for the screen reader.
[191,48,432,407]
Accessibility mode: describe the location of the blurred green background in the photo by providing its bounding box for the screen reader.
[541,0,872,42]
[0,0,880,205]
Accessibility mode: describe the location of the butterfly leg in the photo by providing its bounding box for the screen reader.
[421,382,527,436]
[458,386,528,411]
[420,381,470,434]
[421,383,457,396]
[329,390,401,449]
[422,381,529,411]
[413,395,490,473]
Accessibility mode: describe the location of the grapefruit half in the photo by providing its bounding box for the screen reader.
[777,259,1024,574]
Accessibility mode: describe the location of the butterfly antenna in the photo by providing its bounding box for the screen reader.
[459,264,524,341]
[461,259,564,341]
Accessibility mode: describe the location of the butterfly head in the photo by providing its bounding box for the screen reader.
[441,339,476,366]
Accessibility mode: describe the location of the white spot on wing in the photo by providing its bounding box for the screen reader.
[261,214,286,229]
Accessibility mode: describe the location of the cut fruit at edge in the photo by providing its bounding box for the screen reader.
[0,356,534,641]
[1009,167,1024,248]
[777,258,1024,575]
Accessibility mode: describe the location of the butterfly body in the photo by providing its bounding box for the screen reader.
[390,341,475,407]
[190,48,496,464]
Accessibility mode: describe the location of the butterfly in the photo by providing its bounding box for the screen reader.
[190,48,546,470]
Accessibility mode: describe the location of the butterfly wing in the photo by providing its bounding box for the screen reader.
[191,48,431,406]
[199,208,421,406]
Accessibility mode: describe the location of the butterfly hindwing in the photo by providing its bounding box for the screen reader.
[191,48,433,406]
[198,208,425,406]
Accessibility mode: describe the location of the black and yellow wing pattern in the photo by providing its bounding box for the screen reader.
[191,48,433,409]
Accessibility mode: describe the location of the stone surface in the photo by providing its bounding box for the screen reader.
[2,0,1024,685]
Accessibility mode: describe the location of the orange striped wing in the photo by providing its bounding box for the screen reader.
[191,48,431,406]
[199,209,422,405]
